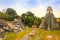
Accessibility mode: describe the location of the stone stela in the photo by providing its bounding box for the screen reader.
[39,6,60,31]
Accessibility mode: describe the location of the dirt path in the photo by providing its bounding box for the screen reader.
[20,34,29,40]
[20,29,37,40]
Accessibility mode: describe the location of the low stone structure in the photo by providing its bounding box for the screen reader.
[12,19,24,32]
[0,19,24,39]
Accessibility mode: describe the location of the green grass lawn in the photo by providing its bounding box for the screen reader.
[28,29,46,40]
[4,28,60,40]
[4,32,17,40]
[4,28,34,40]
[28,28,60,40]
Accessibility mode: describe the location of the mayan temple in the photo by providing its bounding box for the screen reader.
[39,6,60,31]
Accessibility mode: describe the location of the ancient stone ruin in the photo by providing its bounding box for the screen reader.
[39,6,60,30]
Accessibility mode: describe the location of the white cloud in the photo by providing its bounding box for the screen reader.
[0,0,60,18]
[0,6,5,11]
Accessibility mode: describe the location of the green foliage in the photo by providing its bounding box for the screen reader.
[34,17,41,27]
[0,12,5,19]
[5,14,14,21]
[21,11,35,27]
[56,18,60,25]
[6,8,17,18]
[0,11,14,21]
[0,8,20,21]
[15,15,21,19]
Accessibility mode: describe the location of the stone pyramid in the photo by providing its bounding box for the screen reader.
[39,6,60,30]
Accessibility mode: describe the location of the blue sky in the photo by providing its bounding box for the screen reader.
[0,0,60,17]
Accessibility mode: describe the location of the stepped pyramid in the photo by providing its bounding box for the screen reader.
[39,6,60,30]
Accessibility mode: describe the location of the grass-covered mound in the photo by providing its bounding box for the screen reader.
[28,28,60,40]
[4,28,60,40]
[4,28,34,40]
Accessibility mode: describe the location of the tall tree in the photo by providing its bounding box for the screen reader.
[21,11,35,27]
[0,12,5,19]
[33,17,41,27]
[6,8,17,18]
[5,14,14,21]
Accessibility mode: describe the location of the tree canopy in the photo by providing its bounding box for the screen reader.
[33,17,41,27]
[0,12,5,19]
[6,8,17,18]
[0,8,20,21]
[0,8,42,27]
[21,11,35,27]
